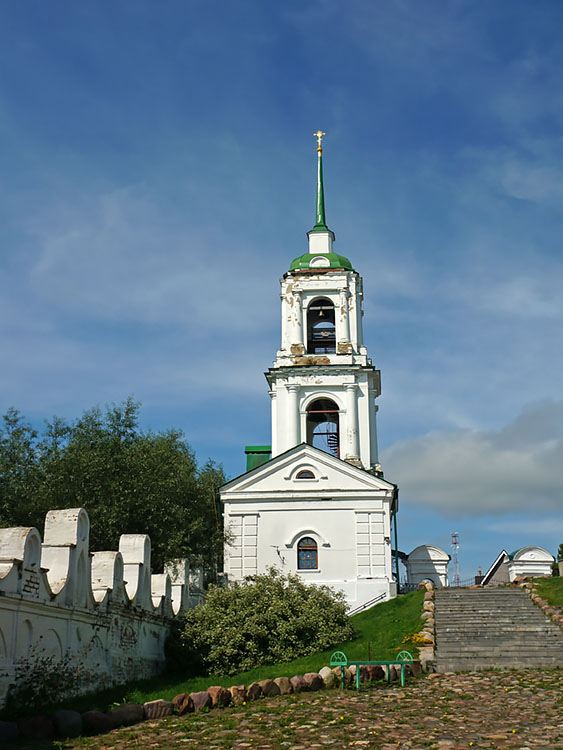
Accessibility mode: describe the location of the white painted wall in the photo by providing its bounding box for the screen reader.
[222,444,397,612]
[0,509,203,708]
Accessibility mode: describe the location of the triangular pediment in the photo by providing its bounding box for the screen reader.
[221,443,395,496]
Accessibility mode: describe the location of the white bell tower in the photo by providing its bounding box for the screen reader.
[267,133,382,473]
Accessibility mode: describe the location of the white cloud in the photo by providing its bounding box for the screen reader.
[382,400,563,515]
[487,517,563,536]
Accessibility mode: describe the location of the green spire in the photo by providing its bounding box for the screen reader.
[312,130,329,232]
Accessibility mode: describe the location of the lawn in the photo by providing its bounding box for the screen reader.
[533,575,563,607]
[45,588,423,716]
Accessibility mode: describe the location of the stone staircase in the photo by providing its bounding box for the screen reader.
[434,587,563,672]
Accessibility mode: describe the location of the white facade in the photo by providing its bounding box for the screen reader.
[405,545,450,587]
[222,444,397,611]
[222,140,398,611]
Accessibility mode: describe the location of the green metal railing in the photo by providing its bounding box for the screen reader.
[329,649,414,689]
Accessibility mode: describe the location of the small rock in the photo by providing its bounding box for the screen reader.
[303,672,324,690]
[290,675,308,692]
[366,664,385,681]
[228,685,247,705]
[52,709,82,738]
[143,699,174,719]
[108,703,144,727]
[16,715,55,740]
[189,691,212,712]
[319,666,336,687]
[207,686,232,707]
[410,660,423,676]
[173,692,194,715]
[258,679,281,697]
[332,665,353,684]
[82,710,114,735]
[274,677,293,694]
[0,720,19,741]
[246,682,263,700]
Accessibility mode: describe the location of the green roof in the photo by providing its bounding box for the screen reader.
[289,252,354,271]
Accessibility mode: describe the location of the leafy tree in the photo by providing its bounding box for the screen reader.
[0,399,225,571]
[181,568,355,675]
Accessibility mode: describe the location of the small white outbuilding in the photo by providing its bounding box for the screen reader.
[404,544,450,587]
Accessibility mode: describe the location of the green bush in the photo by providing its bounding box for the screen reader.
[181,568,355,675]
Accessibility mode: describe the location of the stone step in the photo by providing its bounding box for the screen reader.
[436,658,562,671]
[433,586,563,673]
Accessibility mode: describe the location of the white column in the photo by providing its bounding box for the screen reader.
[280,293,288,351]
[294,292,304,350]
[339,290,350,343]
[345,384,360,460]
[287,385,300,449]
[270,389,278,456]
[369,392,379,467]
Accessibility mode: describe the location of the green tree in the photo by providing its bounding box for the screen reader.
[181,568,355,675]
[0,399,225,572]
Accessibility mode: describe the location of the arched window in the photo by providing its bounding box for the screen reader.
[297,537,318,570]
[296,469,315,479]
[306,398,339,457]
[307,298,336,354]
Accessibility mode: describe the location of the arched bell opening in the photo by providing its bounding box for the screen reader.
[306,398,340,458]
[307,298,335,354]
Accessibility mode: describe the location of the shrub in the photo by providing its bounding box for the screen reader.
[181,568,355,675]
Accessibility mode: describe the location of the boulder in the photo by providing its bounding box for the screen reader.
[409,660,423,676]
[143,699,174,719]
[16,714,55,740]
[303,672,324,690]
[258,679,281,697]
[332,665,352,685]
[365,664,385,681]
[228,685,247,705]
[0,720,19,741]
[273,677,293,694]
[82,710,115,735]
[424,591,434,601]
[319,666,335,687]
[289,675,307,692]
[108,703,144,727]
[388,665,398,681]
[207,686,232,708]
[246,682,263,701]
[189,691,212,712]
[422,601,434,612]
[173,693,194,715]
[52,710,82,738]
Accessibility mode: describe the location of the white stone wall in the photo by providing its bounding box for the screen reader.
[0,508,203,708]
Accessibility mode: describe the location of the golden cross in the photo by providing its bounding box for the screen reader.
[314,130,326,149]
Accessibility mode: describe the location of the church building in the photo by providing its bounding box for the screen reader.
[221,134,399,611]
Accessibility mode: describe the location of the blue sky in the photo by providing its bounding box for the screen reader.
[1,1,562,579]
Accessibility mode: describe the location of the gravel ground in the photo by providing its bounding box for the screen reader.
[14,668,563,749]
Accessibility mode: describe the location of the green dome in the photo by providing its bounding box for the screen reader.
[289,252,354,271]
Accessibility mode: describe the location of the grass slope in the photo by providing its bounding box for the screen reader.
[534,576,563,607]
[55,589,424,714]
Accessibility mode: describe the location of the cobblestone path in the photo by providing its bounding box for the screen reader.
[20,669,563,749]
